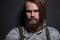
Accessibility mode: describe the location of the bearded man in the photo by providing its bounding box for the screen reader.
[5,0,60,40]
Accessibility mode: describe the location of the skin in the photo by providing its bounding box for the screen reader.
[26,1,40,24]
[25,1,42,32]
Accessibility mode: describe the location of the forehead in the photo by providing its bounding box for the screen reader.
[25,1,39,10]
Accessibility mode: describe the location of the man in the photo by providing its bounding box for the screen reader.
[5,0,60,40]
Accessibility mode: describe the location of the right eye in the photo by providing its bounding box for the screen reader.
[26,10,32,13]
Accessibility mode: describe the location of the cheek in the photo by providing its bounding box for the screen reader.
[35,13,40,19]
[26,13,31,19]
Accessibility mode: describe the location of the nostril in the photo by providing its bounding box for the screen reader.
[31,16,34,18]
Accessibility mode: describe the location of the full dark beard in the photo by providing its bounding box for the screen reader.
[26,19,40,32]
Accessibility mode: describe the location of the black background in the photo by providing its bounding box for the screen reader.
[0,0,60,40]
[46,0,60,32]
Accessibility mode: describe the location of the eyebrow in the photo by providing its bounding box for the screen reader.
[26,10,40,12]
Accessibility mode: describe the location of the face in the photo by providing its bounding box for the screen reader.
[25,1,41,31]
[26,1,40,24]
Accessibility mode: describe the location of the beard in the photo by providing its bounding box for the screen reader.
[25,18,40,32]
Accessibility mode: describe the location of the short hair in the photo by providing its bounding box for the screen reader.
[20,0,46,26]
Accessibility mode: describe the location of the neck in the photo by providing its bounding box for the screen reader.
[35,25,43,32]
[25,23,44,33]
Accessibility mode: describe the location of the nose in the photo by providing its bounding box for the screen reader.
[31,11,35,18]
[31,11,35,16]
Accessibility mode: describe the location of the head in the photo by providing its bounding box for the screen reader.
[21,0,46,32]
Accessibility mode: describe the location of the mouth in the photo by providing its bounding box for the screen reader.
[28,18,37,21]
[29,19,37,24]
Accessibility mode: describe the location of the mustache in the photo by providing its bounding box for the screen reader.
[27,18,38,21]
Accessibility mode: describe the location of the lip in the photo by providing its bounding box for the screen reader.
[31,19,35,20]
[30,19,36,22]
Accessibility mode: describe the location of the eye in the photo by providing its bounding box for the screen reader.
[34,10,40,12]
[26,10,32,13]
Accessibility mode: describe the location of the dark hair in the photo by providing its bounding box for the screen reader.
[20,0,46,26]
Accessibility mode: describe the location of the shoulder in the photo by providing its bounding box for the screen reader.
[5,27,19,40]
[7,27,19,35]
[47,26,59,34]
[47,26,60,40]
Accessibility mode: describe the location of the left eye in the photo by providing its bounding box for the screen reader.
[34,10,40,12]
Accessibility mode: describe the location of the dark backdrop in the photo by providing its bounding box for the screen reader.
[46,0,60,32]
[1,0,24,40]
[0,0,60,40]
